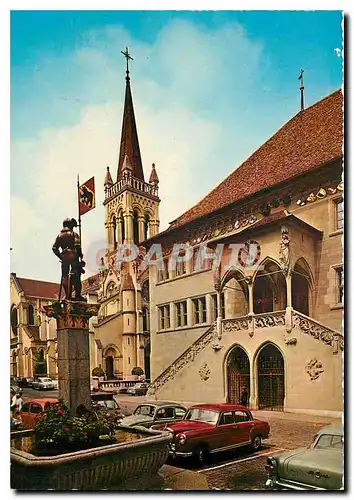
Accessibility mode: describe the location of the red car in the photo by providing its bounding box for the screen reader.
[163,403,270,464]
[20,398,59,430]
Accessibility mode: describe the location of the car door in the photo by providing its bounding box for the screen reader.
[234,409,253,444]
[20,402,31,429]
[29,402,44,429]
[216,411,239,451]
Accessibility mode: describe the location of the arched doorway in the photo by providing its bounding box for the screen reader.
[105,356,114,379]
[257,343,284,411]
[144,340,151,381]
[227,346,250,404]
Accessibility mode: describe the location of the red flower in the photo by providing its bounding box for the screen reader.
[58,409,64,415]
[64,426,70,431]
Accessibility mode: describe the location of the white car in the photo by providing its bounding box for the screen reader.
[32,377,55,390]
[127,383,149,396]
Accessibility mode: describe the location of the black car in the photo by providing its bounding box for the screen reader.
[19,377,34,388]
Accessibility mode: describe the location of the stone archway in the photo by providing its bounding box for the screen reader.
[292,258,313,316]
[253,259,287,314]
[227,345,250,404]
[257,343,284,411]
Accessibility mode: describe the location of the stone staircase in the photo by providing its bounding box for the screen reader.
[147,310,343,396]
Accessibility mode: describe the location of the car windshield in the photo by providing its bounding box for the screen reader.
[134,405,155,417]
[185,408,219,424]
[314,433,344,450]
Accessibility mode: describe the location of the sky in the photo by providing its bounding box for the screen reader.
[10,9,343,283]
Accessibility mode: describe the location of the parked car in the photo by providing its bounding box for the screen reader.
[127,383,149,396]
[20,393,124,429]
[19,377,34,388]
[91,392,124,420]
[20,398,59,429]
[161,403,270,464]
[32,377,55,390]
[10,383,20,395]
[265,423,344,490]
[11,415,24,432]
[119,401,187,428]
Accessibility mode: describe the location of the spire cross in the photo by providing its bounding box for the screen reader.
[121,46,134,77]
[298,69,305,111]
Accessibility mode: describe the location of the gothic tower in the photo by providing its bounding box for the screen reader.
[99,50,160,379]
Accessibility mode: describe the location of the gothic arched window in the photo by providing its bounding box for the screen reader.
[144,214,150,241]
[10,306,18,336]
[28,304,35,326]
[112,217,117,249]
[133,211,139,245]
[119,211,125,243]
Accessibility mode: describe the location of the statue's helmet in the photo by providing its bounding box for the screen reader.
[63,217,78,229]
[63,218,72,228]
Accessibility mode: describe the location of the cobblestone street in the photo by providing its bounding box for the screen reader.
[181,414,341,490]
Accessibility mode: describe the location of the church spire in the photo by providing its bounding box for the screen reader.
[117,47,145,182]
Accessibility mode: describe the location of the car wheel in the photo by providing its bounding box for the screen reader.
[251,435,262,452]
[193,446,209,466]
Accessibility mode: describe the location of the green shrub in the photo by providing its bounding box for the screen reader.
[92,366,105,377]
[131,367,144,376]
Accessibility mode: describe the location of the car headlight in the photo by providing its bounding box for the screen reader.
[265,457,277,476]
[177,433,187,445]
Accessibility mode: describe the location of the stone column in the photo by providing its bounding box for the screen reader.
[246,277,254,337]
[44,300,99,415]
[124,211,134,244]
[285,270,293,333]
[138,215,145,244]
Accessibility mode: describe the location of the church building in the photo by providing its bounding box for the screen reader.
[89,53,160,381]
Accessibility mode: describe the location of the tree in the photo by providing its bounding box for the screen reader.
[131,366,144,376]
[34,349,47,376]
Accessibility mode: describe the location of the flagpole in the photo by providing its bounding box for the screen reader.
[77,174,82,247]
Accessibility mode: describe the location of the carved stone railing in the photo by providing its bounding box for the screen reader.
[105,176,159,200]
[222,315,250,332]
[147,323,217,396]
[292,310,344,351]
[254,311,286,328]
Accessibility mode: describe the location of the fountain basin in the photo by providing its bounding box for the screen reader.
[11,426,172,490]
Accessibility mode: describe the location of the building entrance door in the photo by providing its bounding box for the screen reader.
[227,346,250,405]
[257,343,284,411]
[105,356,114,379]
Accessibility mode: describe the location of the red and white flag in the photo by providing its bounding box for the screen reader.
[78,177,95,216]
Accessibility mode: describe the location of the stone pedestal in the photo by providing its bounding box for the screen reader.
[44,300,99,415]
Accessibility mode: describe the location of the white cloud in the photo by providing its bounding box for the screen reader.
[11,18,264,281]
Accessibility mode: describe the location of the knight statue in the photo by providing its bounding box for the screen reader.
[52,218,86,301]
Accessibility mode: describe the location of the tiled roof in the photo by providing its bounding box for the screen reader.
[82,273,100,294]
[14,276,60,299]
[170,89,343,229]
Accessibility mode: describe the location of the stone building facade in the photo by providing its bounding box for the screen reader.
[10,274,59,379]
[145,90,344,417]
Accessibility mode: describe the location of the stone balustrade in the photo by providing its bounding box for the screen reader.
[105,176,159,200]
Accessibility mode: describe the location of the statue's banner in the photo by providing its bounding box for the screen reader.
[79,177,95,216]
